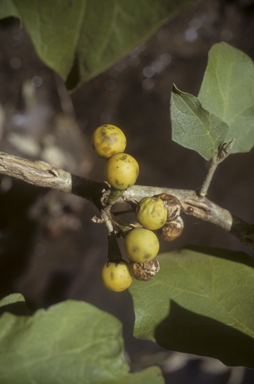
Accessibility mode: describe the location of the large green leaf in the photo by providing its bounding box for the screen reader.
[12,0,84,86]
[0,0,19,19]
[170,84,229,160]
[198,42,254,154]
[6,0,196,89]
[129,247,254,368]
[0,298,164,384]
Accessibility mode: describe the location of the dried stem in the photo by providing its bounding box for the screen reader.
[0,151,253,252]
[100,210,114,233]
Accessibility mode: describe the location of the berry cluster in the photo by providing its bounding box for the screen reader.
[92,124,139,189]
[91,124,184,292]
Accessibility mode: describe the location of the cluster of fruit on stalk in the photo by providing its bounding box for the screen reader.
[91,124,184,292]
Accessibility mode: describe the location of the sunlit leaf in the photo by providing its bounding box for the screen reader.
[198,42,254,154]
[170,84,229,160]
[0,293,32,317]
[0,299,164,384]
[0,293,25,307]
[129,247,254,368]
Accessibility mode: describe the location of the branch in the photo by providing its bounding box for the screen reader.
[123,186,232,231]
[198,156,218,197]
[197,140,235,197]
[0,152,253,252]
[123,186,254,251]
[0,152,109,210]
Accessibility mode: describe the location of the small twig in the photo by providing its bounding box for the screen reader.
[100,211,123,263]
[100,210,113,233]
[197,140,235,197]
[198,156,218,197]
[111,214,134,237]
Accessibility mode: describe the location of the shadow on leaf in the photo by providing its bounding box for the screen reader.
[184,245,254,268]
[0,300,32,317]
[154,300,254,368]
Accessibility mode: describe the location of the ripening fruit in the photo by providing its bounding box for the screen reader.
[104,153,139,190]
[124,228,159,263]
[91,124,127,159]
[101,261,133,292]
[136,197,167,230]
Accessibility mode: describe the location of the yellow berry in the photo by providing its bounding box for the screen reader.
[104,153,139,190]
[124,228,159,263]
[91,124,127,159]
[136,197,167,230]
[101,261,133,292]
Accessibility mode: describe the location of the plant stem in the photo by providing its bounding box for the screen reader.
[0,152,109,210]
[101,210,114,233]
[107,231,122,263]
[198,156,218,197]
[111,214,133,237]
[108,188,125,205]
[197,140,235,198]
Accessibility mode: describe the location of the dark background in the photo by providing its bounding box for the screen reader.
[0,0,254,383]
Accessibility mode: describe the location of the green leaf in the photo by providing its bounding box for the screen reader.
[12,0,84,85]
[0,299,164,384]
[129,247,254,368]
[8,0,195,89]
[198,42,254,154]
[170,84,229,160]
[0,293,32,317]
[0,293,25,307]
[0,0,19,19]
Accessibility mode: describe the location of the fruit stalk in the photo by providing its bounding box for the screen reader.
[107,231,122,263]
